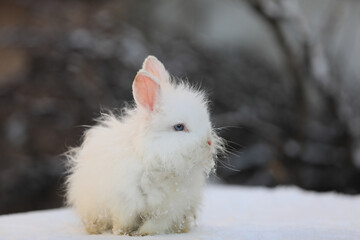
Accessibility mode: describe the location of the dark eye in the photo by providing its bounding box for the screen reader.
[173,123,185,131]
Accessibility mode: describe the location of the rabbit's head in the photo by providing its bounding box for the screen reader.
[132,56,223,175]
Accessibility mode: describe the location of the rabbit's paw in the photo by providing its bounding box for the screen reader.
[134,217,172,236]
[170,216,192,233]
[112,217,140,235]
[112,225,132,235]
[83,218,111,234]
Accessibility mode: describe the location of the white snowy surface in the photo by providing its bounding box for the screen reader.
[0,184,359,240]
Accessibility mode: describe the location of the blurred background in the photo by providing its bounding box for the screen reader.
[1,0,360,214]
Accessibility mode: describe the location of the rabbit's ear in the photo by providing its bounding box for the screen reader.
[142,56,170,85]
[132,70,160,111]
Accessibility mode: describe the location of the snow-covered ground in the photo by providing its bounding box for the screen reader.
[0,184,359,240]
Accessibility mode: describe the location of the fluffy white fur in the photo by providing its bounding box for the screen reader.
[65,56,223,236]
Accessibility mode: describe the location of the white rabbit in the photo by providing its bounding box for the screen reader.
[65,56,223,236]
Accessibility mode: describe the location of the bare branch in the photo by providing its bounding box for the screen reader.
[245,0,355,167]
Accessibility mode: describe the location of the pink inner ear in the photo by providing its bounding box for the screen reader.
[133,71,160,111]
[143,56,169,83]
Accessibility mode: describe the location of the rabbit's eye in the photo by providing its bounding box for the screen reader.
[173,123,185,131]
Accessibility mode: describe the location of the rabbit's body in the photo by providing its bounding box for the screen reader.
[66,56,222,235]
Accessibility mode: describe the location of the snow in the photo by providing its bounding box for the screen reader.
[0,184,359,240]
